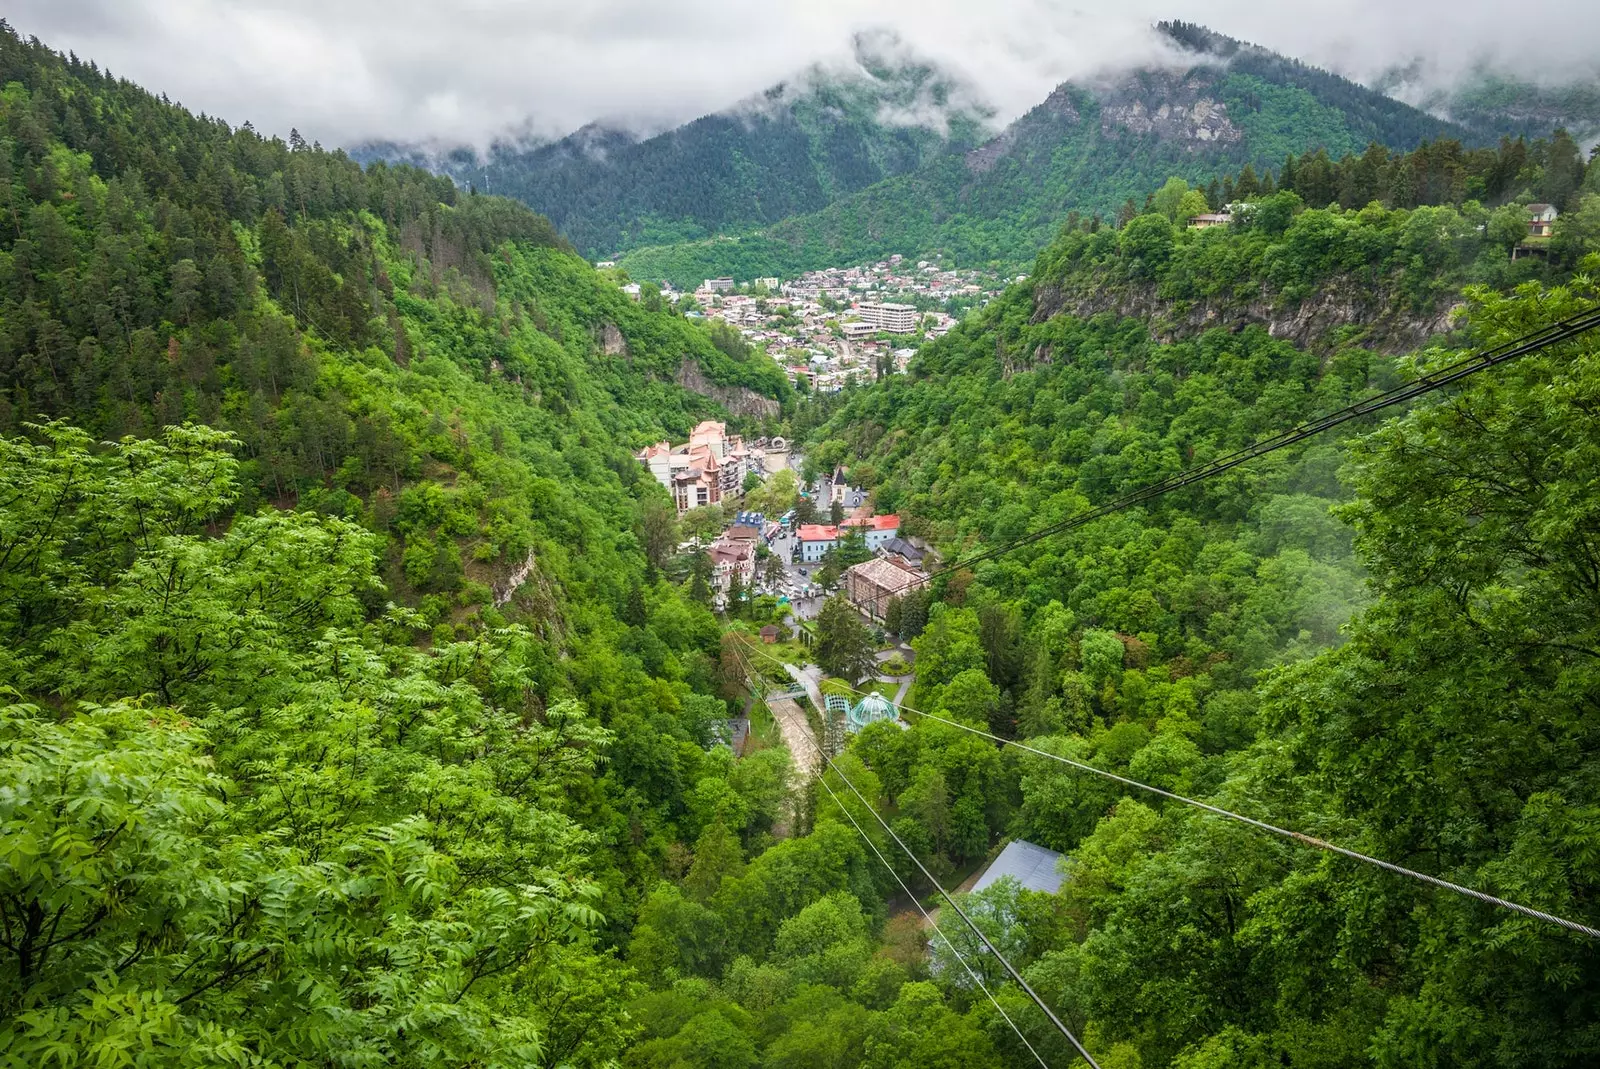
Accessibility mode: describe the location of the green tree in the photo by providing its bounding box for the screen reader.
[815,596,876,683]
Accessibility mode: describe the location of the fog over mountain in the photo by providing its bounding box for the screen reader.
[13,1,1600,150]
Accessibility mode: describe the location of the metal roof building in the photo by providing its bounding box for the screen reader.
[971,839,1065,895]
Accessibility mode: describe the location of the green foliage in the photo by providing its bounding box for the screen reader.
[815,595,876,683]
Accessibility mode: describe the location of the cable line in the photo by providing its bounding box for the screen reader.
[910,302,1600,584]
[728,646,1099,1067]
[734,639,1600,941]
[813,771,1054,1069]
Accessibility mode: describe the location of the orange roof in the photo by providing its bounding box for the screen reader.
[842,514,900,531]
[797,524,839,541]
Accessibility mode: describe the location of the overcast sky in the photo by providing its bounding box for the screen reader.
[11,1,1599,150]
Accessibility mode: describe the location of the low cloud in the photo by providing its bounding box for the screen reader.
[11,1,1600,151]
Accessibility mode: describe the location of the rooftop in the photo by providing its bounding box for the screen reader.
[972,839,1065,896]
[842,514,900,531]
[798,524,839,541]
[846,557,922,594]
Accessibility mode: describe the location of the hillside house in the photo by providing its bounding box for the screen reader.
[1187,212,1232,229]
[878,536,926,568]
[707,538,755,594]
[1528,203,1559,238]
[841,514,901,552]
[971,840,1065,895]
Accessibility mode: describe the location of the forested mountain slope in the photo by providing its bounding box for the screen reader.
[0,24,799,1066]
[774,192,1600,1062]
[370,32,995,260]
[619,23,1476,286]
[7,16,1600,1069]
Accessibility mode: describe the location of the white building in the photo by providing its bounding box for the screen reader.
[841,514,901,552]
[855,301,918,334]
[797,524,838,563]
[702,277,736,293]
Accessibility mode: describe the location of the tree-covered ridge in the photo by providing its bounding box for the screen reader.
[0,23,806,1065]
[784,215,1600,1058]
[617,33,1477,287]
[395,32,995,260]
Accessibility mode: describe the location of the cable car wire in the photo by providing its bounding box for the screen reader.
[727,645,1099,1067]
[908,302,1600,585]
[733,639,1600,941]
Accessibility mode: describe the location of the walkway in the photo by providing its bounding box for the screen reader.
[766,696,817,777]
[783,662,827,717]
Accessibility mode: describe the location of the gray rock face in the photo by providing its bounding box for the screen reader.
[1094,70,1242,148]
[599,321,628,356]
[1031,278,1461,355]
[674,358,781,419]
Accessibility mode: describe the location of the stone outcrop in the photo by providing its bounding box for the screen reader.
[1094,69,1241,148]
[598,321,628,356]
[674,359,782,419]
[1031,278,1463,355]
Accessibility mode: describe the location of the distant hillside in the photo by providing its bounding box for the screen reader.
[364,31,995,258]
[1422,74,1600,146]
[619,22,1476,287]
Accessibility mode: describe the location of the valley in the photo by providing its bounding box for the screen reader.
[2,10,1600,1069]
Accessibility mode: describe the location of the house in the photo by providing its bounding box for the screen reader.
[878,536,925,567]
[797,524,839,563]
[971,839,1065,895]
[1187,212,1232,229]
[707,538,756,594]
[724,524,761,543]
[841,514,901,552]
[844,556,922,620]
[1528,203,1559,237]
[759,625,780,644]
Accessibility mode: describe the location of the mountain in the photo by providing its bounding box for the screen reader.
[363,30,996,258]
[787,182,1600,1062]
[1409,72,1600,146]
[617,22,1480,286]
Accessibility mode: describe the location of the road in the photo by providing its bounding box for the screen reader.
[757,532,825,620]
[784,662,827,716]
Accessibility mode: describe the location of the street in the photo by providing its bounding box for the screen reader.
[757,531,826,620]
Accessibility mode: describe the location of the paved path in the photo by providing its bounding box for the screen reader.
[891,677,913,707]
[766,696,817,777]
[784,663,827,717]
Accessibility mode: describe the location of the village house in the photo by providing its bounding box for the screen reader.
[1187,212,1232,229]
[841,513,901,552]
[878,536,925,568]
[707,537,756,596]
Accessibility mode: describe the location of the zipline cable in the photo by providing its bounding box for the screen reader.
[728,645,1098,1067]
[907,302,1600,585]
[734,638,1600,941]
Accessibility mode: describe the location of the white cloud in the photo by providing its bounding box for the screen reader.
[11,1,1599,149]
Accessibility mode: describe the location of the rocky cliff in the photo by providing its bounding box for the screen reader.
[1031,277,1463,354]
[674,359,782,419]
